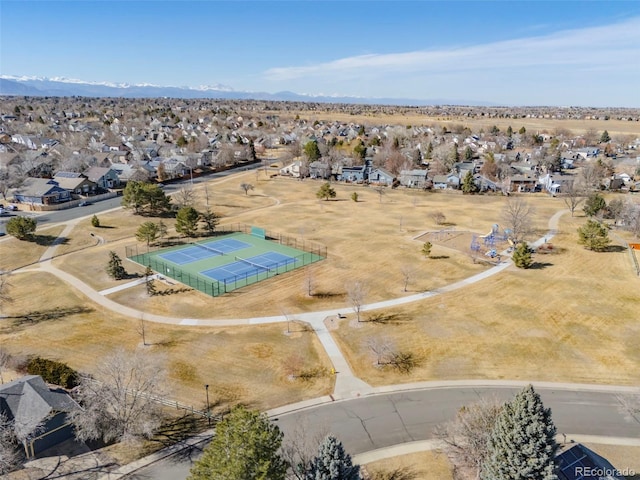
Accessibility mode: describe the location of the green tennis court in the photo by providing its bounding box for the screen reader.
[126,229,326,297]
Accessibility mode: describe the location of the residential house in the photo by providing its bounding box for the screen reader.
[83,166,121,189]
[368,167,395,186]
[0,375,80,458]
[280,161,305,178]
[339,159,373,183]
[399,169,429,188]
[556,443,625,480]
[12,178,71,205]
[539,173,574,195]
[508,174,538,193]
[111,164,147,184]
[473,174,500,192]
[432,174,460,189]
[11,134,38,150]
[574,148,600,160]
[53,172,97,196]
[309,160,332,180]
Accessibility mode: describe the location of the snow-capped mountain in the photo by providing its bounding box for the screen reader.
[0,75,491,106]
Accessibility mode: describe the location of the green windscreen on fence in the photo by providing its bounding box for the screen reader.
[251,226,266,239]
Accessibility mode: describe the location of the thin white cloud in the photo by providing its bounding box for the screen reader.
[263,17,640,81]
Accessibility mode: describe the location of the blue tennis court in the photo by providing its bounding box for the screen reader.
[158,238,251,265]
[201,252,298,283]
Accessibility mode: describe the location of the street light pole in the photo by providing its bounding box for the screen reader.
[205,384,210,425]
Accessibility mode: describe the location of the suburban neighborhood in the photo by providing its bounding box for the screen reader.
[1,94,639,480]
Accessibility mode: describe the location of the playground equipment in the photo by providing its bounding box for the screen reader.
[471,224,509,252]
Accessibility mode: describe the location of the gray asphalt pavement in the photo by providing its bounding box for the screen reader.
[127,386,639,480]
[4,162,264,230]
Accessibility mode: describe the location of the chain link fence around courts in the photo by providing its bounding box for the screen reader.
[125,224,326,297]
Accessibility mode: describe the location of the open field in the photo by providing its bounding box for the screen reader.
[278,110,640,137]
[6,164,640,409]
[332,212,640,386]
[0,271,333,410]
[55,173,561,318]
[0,225,64,272]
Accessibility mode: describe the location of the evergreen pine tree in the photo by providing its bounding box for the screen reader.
[188,406,286,480]
[106,251,127,280]
[306,436,360,480]
[577,220,611,251]
[425,142,433,160]
[462,170,478,194]
[481,385,558,480]
[512,242,532,269]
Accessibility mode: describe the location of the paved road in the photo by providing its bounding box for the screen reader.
[127,385,639,480]
[3,162,265,230]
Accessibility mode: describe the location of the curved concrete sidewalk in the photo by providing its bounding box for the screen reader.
[24,208,568,399]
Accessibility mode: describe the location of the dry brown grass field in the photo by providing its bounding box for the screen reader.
[332,211,640,386]
[362,450,454,480]
[0,225,64,272]
[4,159,640,411]
[279,110,640,137]
[55,172,559,319]
[0,271,333,410]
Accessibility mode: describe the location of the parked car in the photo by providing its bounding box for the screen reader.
[78,201,92,207]
[6,205,17,211]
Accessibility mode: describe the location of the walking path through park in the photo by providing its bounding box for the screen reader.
[16,207,640,479]
[24,208,568,400]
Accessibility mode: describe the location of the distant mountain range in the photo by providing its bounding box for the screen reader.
[0,75,493,106]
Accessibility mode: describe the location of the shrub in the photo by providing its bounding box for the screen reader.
[91,215,100,228]
[26,357,79,388]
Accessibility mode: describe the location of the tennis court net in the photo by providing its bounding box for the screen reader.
[193,242,225,256]
[234,256,274,272]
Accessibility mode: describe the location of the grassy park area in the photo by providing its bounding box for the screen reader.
[3,163,640,413]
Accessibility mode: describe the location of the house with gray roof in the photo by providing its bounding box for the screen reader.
[369,167,395,186]
[12,178,71,205]
[0,375,79,458]
[399,169,429,188]
[83,166,120,189]
[53,172,97,195]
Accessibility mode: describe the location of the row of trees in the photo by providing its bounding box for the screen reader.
[188,406,361,480]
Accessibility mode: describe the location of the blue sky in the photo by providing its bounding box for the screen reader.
[1,1,640,106]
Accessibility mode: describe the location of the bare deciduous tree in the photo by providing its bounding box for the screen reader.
[280,417,329,480]
[0,271,12,308]
[580,161,606,190]
[364,336,394,366]
[562,182,586,217]
[431,211,446,226]
[399,265,416,292]
[240,183,255,195]
[304,267,315,297]
[69,348,166,443]
[435,397,503,480]
[0,348,11,385]
[346,281,368,323]
[0,413,20,475]
[174,186,195,208]
[502,198,535,243]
